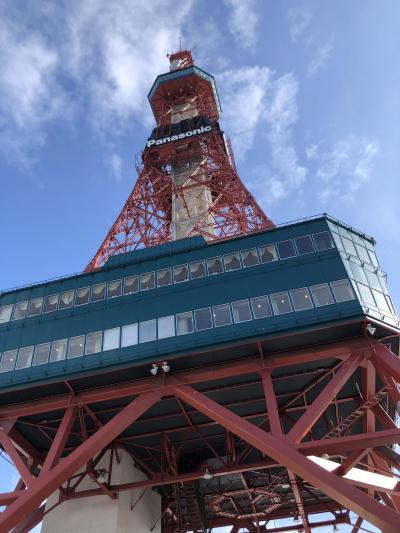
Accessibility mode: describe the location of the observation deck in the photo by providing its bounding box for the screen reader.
[0,215,398,396]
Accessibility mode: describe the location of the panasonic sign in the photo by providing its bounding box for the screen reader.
[146,115,212,149]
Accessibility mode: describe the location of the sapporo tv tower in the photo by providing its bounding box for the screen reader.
[0,51,400,533]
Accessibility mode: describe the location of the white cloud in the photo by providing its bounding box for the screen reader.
[287,8,335,77]
[219,66,306,205]
[224,0,259,49]
[307,36,335,77]
[263,73,307,202]
[287,7,312,43]
[106,152,123,182]
[312,137,379,203]
[218,66,272,159]
[0,13,65,166]
[0,0,195,166]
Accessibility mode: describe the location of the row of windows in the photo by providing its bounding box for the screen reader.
[331,231,379,268]
[0,231,335,325]
[0,279,355,373]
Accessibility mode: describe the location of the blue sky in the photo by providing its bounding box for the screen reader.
[0,0,398,531]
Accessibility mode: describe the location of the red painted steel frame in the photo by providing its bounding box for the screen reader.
[86,53,273,270]
[0,337,400,532]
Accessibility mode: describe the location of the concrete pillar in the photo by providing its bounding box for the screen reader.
[40,450,161,533]
[170,104,214,241]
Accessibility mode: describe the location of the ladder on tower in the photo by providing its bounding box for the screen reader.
[184,481,206,532]
[324,388,387,440]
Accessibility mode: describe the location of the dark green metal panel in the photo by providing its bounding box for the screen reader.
[0,216,397,390]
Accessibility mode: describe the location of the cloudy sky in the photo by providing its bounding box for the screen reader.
[0,0,398,531]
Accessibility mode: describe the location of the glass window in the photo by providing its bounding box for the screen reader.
[330,280,355,303]
[67,336,85,358]
[43,294,59,313]
[91,283,106,302]
[103,327,120,351]
[0,349,17,372]
[173,265,189,283]
[124,276,139,295]
[313,231,335,251]
[26,298,43,317]
[341,237,357,256]
[176,312,194,335]
[139,320,156,342]
[241,249,259,267]
[194,308,213,331]
[157,268,172,287]
[108,280,122,298]
[16,346,34,369]
[276,240,296,260]
[310,284,334,307]
[75,287,90,306]
[364,268,381,290]
[357,283,376,307]
[158,316,175,339]
[232,300,252,323]
[12,301,28,320]
[331,232,344,251]
[223,252,241,272]
[212,304,232,327]
[59,290,74,309]
[33,343,50,365]
[350,261,368,285]
[367,249,379,268]
[190,261,206,279]
[140,272,155,291]
[371,290,391,313]
[207,256,224,275]
[355,244,370,263]
[0,304,13,323]
[295,236,315,255]
[121,323,138,347]
[251,296,272,319]
[290,288,314,311]
[259,244,278,264]
[50,339,68,362]
[85,331,102,355]
[270,292,293,315]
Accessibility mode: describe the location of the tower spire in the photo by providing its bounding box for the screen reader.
[86,52,273,270]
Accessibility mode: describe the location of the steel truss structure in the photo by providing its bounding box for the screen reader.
[86,51,273,270]
[1,337,400,532]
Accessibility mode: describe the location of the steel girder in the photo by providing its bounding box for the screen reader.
[0,338,400,532]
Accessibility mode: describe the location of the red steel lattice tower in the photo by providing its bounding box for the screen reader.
[86,51,273,270]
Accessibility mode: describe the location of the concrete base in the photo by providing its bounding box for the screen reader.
[40,450,161,533]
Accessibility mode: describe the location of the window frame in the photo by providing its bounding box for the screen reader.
[240,248,260,268]
[275,240,297,260]
[270,291,293,315]
[250,295,272,319]
[231,299,252,323]
[194,307,214,331]
[294,235,315,255]
[206,256,224,276]
[223,252,242,272]
[74,287,90,307]
[289,287,314,312]
[43,294,59,314]
[173,264,190,284]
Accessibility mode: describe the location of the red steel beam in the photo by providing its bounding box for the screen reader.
[171,384,400,533]
[0,391,161,533]
[288,352,363,442]
[42,406,77,473]
[0,429,33,488]
[0,338,370,421]
[371,340,400,383]
[298,428,400,455]
[261,370,281,435]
